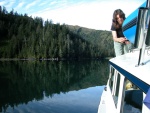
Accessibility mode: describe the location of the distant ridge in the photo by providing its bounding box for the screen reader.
[67,24,115,57]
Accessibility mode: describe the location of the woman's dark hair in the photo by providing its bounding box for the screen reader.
[112,9,125,29]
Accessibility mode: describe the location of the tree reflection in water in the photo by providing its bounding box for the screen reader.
[0,60,109,113]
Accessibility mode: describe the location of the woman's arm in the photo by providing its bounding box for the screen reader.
[112,31,126,43]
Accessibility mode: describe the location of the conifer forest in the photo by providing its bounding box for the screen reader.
[0,6,114,60]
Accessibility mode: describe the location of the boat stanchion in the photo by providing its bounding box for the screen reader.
[134,7,150,66]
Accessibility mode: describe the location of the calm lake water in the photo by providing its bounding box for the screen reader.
[0,60,109,113]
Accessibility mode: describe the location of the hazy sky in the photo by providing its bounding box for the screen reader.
[0,0,145,30]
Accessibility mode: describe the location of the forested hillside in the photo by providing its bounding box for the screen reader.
[67,25,114,57]
[0,6,114,60]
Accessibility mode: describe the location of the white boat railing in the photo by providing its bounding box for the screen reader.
[134,7,150,66]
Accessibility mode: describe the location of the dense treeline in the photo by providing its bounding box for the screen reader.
[67,25,115,57]
[0,6,114,59]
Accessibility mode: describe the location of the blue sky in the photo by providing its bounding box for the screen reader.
[0,0,145,30]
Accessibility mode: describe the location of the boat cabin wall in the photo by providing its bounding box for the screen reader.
[109,66,146,113]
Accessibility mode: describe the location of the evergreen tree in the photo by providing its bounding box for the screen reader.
[0,6,114,60]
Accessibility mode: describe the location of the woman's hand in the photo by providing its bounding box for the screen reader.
[117,37,126,43]
[124,40,130,44]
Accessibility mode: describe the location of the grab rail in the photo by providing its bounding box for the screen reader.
[134,7,150,66]
[145,9,150,46]
[134,7,148,49]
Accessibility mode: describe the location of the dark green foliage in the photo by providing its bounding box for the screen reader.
[0,6,115,59]
[67,25,115,57]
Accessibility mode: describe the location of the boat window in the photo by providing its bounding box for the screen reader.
[123,79,143,113]
[113,73,121,108]
[109,66,115,92]
[115,73,120,97]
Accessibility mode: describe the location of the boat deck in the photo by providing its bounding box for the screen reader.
[98,49,150,113]
[109,49,150,93]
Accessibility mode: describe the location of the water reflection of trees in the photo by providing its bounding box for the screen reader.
[0,60,109,112]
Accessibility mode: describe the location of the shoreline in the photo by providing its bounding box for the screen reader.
[0,57,113,61]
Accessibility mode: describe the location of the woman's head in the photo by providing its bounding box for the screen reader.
[112,9,125,28]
